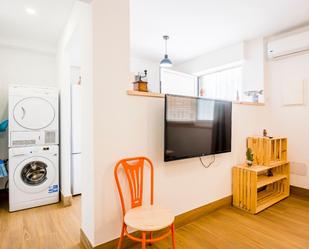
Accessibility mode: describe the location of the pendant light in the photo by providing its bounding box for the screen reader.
[160,35,173,68]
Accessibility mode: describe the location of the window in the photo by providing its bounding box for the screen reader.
[160,68,197,97]
[199,66,242,101]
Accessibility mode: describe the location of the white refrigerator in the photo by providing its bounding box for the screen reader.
[71,84,82,195]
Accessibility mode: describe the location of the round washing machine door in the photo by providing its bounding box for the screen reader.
[14,156,57,193]
[13,97,55,130]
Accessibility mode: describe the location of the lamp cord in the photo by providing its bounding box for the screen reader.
[163,35,169,55]
[199,155,216,168]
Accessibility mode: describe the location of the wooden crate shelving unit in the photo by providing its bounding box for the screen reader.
[233,137,289,214]
[233,162,290,214]
[247,137,287,165]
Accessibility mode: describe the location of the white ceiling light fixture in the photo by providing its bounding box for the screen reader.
[160,35,173,68]
[25,7,37,15]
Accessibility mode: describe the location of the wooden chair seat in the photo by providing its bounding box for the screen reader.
[124,205,175,232]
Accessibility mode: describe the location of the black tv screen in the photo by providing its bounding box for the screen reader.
[164,94,232,162]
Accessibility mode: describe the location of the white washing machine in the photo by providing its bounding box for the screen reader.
[9,145,59,212]
[8,85,58,147]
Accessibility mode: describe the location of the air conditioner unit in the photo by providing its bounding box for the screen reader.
[267,30,309,59]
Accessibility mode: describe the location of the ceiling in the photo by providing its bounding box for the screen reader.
[0,0,75,53]
[130,0,309,65]
[1,0,309,61]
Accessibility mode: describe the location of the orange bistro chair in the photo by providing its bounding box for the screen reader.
[114,157,176,249]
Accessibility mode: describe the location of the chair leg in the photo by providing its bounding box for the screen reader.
[117,224,126,249]
[148,232,153,246]
[171,223,176,249]
[142,232,147,249]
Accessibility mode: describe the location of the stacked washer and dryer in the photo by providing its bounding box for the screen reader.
[8,85,59,212]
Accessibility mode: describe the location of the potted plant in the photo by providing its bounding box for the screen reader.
[246,148,254,167]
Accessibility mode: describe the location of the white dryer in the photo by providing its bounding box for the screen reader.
[9,145,59,212]
[8,85,58,147]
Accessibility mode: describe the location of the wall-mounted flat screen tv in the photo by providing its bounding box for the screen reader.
[164,94,232,162]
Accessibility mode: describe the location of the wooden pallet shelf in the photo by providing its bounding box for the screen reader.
[233,137,290,214]
[247,137,287,165]
[233,162,290,214]
[256,191,289,213]
[257,174,287,188]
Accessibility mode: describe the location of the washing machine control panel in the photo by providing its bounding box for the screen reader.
[10,145,58,157]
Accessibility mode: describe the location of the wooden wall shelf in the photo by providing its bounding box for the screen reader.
[233,137,290,214]
[233,101,265,106]
[126,90,265,106]
[126,90,164,98]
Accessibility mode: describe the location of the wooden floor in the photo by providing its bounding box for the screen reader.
[0,191,82,249]
[1,192,309,249]
[129,195,309,249]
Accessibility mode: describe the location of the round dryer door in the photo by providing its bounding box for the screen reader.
[14,156,57,193]
[13,97,55,130]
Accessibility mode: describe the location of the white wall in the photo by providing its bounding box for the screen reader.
[57,25,72,199]
[130,57,160,92]
[57,0,94,242]
[56,0,92,201]
[176,43,244,75]
[266,52,309,189]
[0,46,56,188]
[86,0,270,246]
[243,38,265,102]
[79,3,94,244]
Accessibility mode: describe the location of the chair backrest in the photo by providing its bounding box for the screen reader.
[114,157,154,216]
